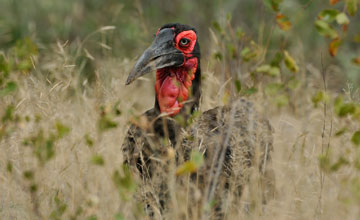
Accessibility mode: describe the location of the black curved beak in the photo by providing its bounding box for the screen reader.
[125,28,184,85]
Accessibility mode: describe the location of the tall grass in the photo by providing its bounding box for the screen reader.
[1,1,360,219]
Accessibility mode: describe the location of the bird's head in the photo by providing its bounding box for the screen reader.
[126,23,201,116]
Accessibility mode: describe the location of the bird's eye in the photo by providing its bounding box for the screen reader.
[179,38,190,46]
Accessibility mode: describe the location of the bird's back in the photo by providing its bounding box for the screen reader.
[181,98,275,218]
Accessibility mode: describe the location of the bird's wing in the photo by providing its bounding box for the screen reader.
[184,98,275,206]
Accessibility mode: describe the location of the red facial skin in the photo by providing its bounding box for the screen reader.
[155,30,198,116]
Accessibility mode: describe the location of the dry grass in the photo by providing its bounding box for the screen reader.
[1,41,360,220]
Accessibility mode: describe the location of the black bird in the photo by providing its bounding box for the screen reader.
[122,23,275,219]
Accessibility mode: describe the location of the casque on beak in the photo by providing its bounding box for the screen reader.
[125,28,184,85]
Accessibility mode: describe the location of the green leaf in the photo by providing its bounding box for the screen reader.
[346,0,358,16]
[15,38,38,59]
[50,195,67,219]
[191,150,204,167]
[226,13,232,22]
[0,55,9,78]
[354,33,360,43]
[288,77,300,90]
[335,127,347,136]
[227,43,237,59]
[45,139,55,161]
[7,161,13,173]
[276,13,292,30]
[176,161,197,176]
[212,21,223,33]
[312,91,329,107]
[244,87,258,95]
[91,154,105,166]
[270,51,284,67]
[256,64,271,73]
[175,114,186,127]
[354,159,360,170]
[264,0,283,11]
[256,65,280,76]
[18,60,32,72]
[269,66,280,76]
[236,27,245,39]
[265,83,284,96]
[337,103,356,117]
[55,122,70,139]
[113,165,137,200]
[24,128,58,165]
[14,38,38,72]
[315,20,338,39]
[330,157,349,171]
[334,96,343,110]
[176,150,204,176]
[275,94,289,107]
[113,101,122,116]
[0,81,17,96]
[213,51,223,61]
[222,92,230,105]
[329,38,341,56]
[283,51,299,73]
[318,9,339,23]
[23,170,34,180]
[336,13,350,25]
[187,110,201,126]
[84,134,94,147]
[352,131,360,146]
[30,184,38,192]
[98,115,118,132]
[333,97,358,117]
[241,47,258,61]
[2,105,15,122]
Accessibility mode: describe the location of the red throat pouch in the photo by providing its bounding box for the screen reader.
[155,57,198,116]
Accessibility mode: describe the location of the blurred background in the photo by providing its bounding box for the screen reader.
[1,0,359,86]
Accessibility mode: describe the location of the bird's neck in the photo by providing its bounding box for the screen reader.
[154,57,200,117]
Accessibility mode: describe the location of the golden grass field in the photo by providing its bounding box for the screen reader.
[1,32,360,220]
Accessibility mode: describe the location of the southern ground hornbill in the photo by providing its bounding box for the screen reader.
[122,23,275,219]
